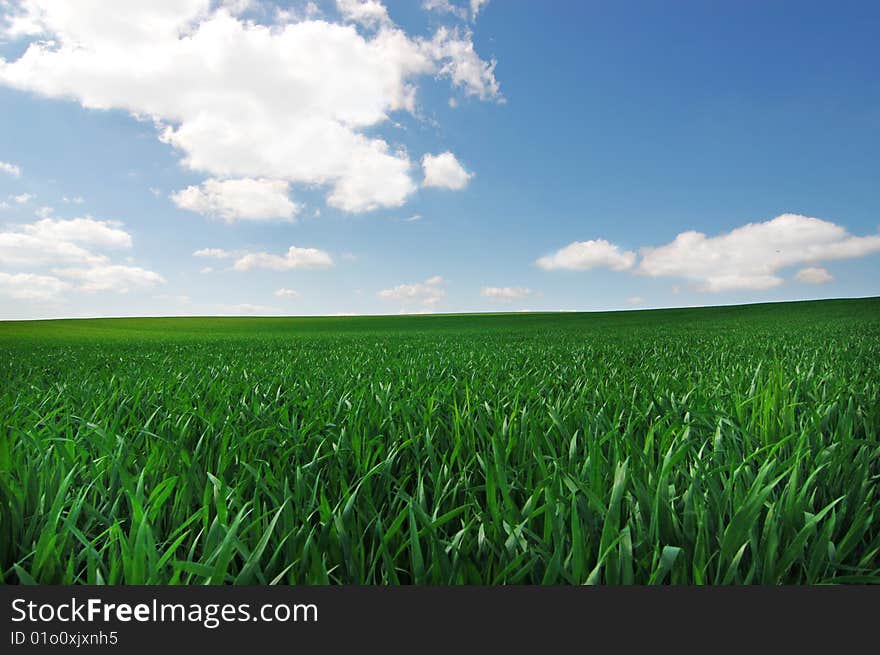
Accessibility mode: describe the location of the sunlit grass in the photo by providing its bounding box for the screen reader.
[1,298,878,584]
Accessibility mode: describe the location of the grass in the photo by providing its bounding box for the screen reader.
[0,297,878,584]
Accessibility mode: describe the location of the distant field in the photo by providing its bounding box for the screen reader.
[1,298,878,584]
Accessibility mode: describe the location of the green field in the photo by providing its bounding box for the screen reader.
[1,298,878,584]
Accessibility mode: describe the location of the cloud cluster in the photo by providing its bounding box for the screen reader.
[171,178,300,222]
[0,271,70,300]
[378,274,445,308]
[0,160,21,177]
[794,266,833,285]
[470,0,490,20]
[638,214,879,292]
[423,0,467,21]
[24,216,132,249]
[0,1,501,215]
[536,239,636,272]
[538,214,880,292]
[422,151,473,190]
[0,216,164,300]
[193,244,333,272]
[53,264,164,293]
[193,247,233,259]
[421,26,500,100]
[233,245,333,272]
[481,286,532,301]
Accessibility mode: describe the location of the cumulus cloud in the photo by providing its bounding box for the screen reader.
[378,275,445,308]
[0,271,70,300]
[423,0,468,20]
[24,216,132,249]
[171,178,300,222]
[11,193,33,204]
[51,264,164,293]
[1,230,105,268]
[481,286,532,301]
[638,214,880,292]
[422,26,501,100]
[0,215,163,295]
[422,151,472,190]
[536,239,636,272]
[0,2,501,213]
[470,0,490,20]
[274,287,300,298]
[232,245,333,271]
[336,0,390,27]
[193,247,234,259]
[794,266,834,285]
[0,160,21,177]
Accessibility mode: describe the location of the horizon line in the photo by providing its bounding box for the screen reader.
[1,295,877,324]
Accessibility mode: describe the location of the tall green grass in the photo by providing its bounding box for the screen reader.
[1,298,878,584]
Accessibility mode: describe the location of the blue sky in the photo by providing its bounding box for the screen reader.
[0,0,878,319]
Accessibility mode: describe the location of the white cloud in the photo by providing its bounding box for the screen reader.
[481,286,532,301]
[336,0,390,28]
[274,287,300,298]
[536,239,636,272]
[0,215,162,295]
[62,195,85,204]
[221,0,251,15]
[24,217,133,249]
[0,229,107,267]
[378,274,445,307]
[0,3,500,213]
[404,214,423,222]
[12,193,33,204]
[199,266,214,274]
[421,27,501,100]
[0,160,21,177]
[0,271,70,300]
[794,266,834,285]
[638,214,880,292]
[423,0,468,20]
[275,2,322,25]
[233,245,334,271]
[470,0,489,20]
[171,178,300,222]
[51,264,165,293]
[422,151,472,190]
[626,296,645,305]
[193,247,234,259]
